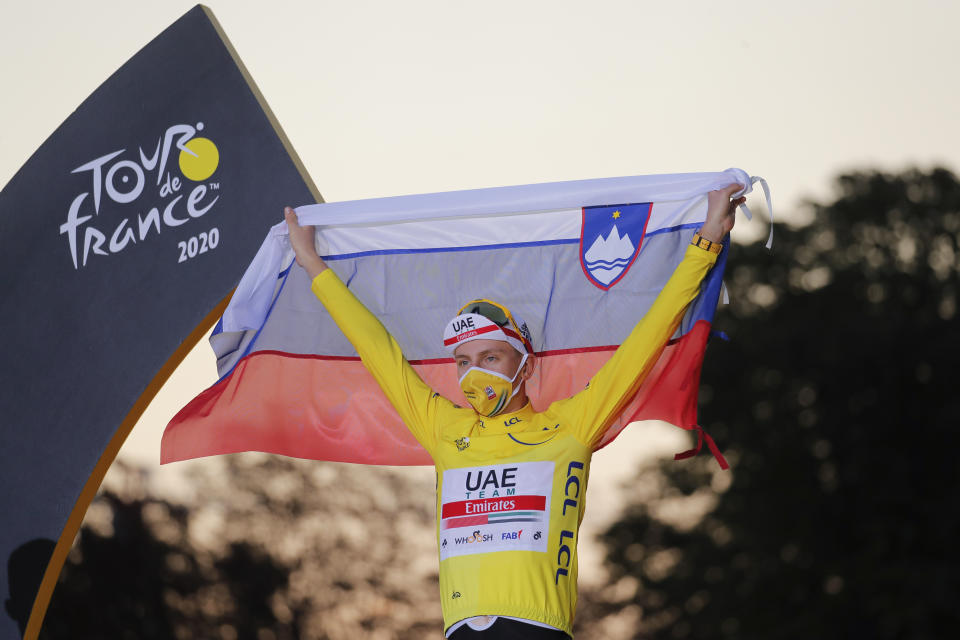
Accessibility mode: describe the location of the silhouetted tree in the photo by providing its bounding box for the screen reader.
[41,465,300,640]
[41,457,440,640]
[593,167,960,639]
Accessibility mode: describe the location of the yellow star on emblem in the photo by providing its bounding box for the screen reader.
[612,210,621,219]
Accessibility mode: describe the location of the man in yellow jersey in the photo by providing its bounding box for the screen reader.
[284,184,743,638]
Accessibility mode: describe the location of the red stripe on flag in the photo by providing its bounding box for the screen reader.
[588,319,712,450]
[162,354,438,465]
[441,495,546,519]
[229,345,620,364]
[161,320,713,465]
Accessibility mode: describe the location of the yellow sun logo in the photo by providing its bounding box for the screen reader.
[178,137,220,182]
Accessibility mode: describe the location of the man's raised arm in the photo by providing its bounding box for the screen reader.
[284,207,452,456]
[557,184,744,446]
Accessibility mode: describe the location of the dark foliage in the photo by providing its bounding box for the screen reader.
[41,484,301,640]
[40,457,440,639]
[597,167,960,639]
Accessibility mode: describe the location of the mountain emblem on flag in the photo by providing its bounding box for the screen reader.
[579,203,652,290]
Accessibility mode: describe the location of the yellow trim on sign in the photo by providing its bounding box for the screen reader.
[23,293,233,640]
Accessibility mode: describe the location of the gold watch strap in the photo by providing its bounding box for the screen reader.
[691,231,723,254]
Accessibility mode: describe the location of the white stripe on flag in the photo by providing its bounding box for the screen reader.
[314,197,712,258]
[223,169,763,332]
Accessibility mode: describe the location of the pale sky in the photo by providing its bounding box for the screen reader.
[4,1,958,209]
[3,0,958,586]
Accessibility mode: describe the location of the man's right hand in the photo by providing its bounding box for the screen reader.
[284,206,328,279]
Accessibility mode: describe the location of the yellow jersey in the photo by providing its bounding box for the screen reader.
[310,244,718,636]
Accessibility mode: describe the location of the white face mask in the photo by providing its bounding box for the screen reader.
[457,354,528,417]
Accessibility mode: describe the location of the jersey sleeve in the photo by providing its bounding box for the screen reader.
[310,268,453,455]
[554,244,719,447]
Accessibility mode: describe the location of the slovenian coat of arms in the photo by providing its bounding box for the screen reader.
[579,203,652,290]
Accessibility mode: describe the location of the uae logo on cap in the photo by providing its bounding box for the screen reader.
[579,203,652,290]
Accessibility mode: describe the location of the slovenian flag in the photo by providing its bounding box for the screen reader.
[162,169,771,468]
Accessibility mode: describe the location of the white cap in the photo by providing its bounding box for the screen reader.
[443,312,532,355]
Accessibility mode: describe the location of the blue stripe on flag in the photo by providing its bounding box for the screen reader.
[323,238,580,262]
[645,222,701,238]
[320,223,699,262]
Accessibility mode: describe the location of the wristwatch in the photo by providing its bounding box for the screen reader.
[690,230,723,254]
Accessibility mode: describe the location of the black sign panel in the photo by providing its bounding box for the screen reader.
[0,6,320,637]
